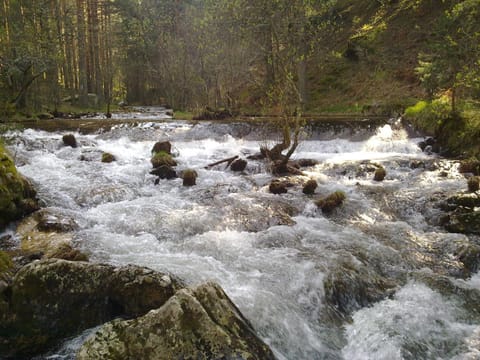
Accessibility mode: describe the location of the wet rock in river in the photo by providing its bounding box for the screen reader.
[62,134,77,148]
[323,261,396,316]
[16,209,85,260]
[315,191,346,213]
[181,169,198,186]
[77,282,275,360]
[230,158,247,172]
[467,176,479,192]
[445,211,480,235]
[459,158,480,175]
[101,152,115,163]
[151,141,172,155]
[303,179,318,195]
[441,193,480,211]
[151,151,177,168]
[151,165,177,180]
[269,180,288,194]
[296,158,319,167]
[0,148,39,230]
[0,259,184,358]
[373,166,386,181]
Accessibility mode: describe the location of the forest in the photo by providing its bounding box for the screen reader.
[3,1,480,359]
[0,0,478,121]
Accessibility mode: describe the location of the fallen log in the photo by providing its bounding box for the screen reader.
[205,155,239,169]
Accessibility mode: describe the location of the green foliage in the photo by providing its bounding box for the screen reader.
[416,0,480,108]
[404,97,452,135]
[0,250,13,274]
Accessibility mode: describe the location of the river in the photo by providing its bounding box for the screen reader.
[4,107,480,359]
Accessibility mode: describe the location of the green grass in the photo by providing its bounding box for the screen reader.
[172,111,194,120]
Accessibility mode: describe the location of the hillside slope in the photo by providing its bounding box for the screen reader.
[306,0,452,113]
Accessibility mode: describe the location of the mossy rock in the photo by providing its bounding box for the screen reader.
[315,191,346,213]
[446,211,480,235]
[0,144,39,230]
[151,151,177,168]
[442,193,480,211]
[101,152,116,163]
[324,261,396,316]
[77,282,275,360]
[16,210,83,259]
[373,166,386,181]
[269,180,288,194]
[459,158,480,175]
[0,250,13,275]
[151,141,172,155]
[303,179,318,195]
[1,259,184,358]
[182,169,198,186]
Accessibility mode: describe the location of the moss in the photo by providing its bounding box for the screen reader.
[0,251,13,274]
[459,158,480,175]
[151,152,177,168]
[101,152,115,163]
[0,143,37,229]
[315,191,346,213]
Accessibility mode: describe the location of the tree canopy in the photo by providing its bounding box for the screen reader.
[0,0,479,116]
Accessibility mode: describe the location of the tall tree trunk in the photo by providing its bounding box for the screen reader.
[76,0,88,106]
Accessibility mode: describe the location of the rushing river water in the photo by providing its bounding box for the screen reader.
[4,108,480,359]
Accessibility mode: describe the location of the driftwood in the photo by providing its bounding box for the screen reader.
[205,155,239,169]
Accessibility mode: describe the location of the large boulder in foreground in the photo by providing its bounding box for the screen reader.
[0,259,184,358]
[0,146,39,230]
[78,282,275,360]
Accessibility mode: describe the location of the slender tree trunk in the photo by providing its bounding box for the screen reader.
[76,0,88,106]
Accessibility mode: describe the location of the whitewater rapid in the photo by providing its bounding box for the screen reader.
[5,115,480,360]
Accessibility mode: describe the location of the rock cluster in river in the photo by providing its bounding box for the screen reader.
[150,141,178,181]
[0,258,274,359]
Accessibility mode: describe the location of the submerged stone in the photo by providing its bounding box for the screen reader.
[77,282,275,360]
[323,261,396,317]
